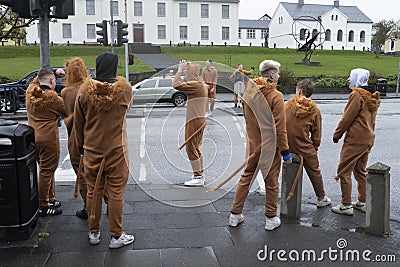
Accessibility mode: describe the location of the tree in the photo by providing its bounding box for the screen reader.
[0,5,35,44]
[372,20,400,56]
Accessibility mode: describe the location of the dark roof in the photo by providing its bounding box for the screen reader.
[239,19,269,29]
[281,2,373,23]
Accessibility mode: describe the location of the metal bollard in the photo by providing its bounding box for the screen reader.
[280,153,303,219]
[365,162,390,236]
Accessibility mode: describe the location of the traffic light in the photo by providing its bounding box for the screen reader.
[0,0,32,18]
[53,0,75,19]
[29,0,43,17]
[129,54,134,65]
[115,20,128,47]
[96,20,108,46]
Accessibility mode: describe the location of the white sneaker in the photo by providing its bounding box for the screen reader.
[352,201,366,213]
[332,203,353,216]
[317,196,332,208]
[88,232,101,245]
[184,176,205,187]
[229,213,244,227]
[205,112,209,118]
[109,232,135,249]
[265,216,281,231]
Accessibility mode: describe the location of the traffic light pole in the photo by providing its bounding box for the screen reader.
[39,11,50,68]
[110,0,114,53]
[124,0,129,81]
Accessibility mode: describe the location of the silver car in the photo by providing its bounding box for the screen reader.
[132,77,186,107]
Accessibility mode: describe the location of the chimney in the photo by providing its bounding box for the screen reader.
[299,0,304,5]
[334,0,339,7]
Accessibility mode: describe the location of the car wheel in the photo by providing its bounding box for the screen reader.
[1,96,15,112]
[172,93,186,107]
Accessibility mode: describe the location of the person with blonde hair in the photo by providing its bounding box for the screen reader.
[173,60,208,186]
[61,57,90,219]
[26,68,67,216]
[230,59,291,231]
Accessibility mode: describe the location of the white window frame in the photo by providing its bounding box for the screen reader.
[246,29,255,39]
[222,27,229,40]
[201,26,209,40]
[112,1,118,16]
[63,23,72,39]
[180,25,188,39]
[179,3,187,17]
[87,24,96,39]
[86,0,95,15]
[201,4,209,18]
[158,25,166,39]
[134,1,142,16]
[222,5,229,19]
[157,2,166,17]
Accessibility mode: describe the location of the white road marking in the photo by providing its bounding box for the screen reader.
[62,153,70,164]
[140,118,146,158]
[235,122,245,138]
[139,163,147,182]
[55,167,76,182]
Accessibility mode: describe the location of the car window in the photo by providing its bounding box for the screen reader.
[24,72,38,84]
[141,80,157,88]
[158,79,172,87]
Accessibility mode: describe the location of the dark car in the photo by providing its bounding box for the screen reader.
[0,68,95,112]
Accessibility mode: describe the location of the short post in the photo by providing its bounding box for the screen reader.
[365,162,390,236]
[280,153,303,219]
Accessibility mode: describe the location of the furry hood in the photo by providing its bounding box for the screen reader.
[287,95,317,119]
[352,87,380,112]
[252,76,277,95]
[83,77,130,112]
[26,85,59,111]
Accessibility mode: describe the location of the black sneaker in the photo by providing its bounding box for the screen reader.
[49,200,61,208]
[39,206,62,217]
[76,208,88,220]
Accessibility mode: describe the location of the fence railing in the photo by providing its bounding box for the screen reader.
[1,86,20,114]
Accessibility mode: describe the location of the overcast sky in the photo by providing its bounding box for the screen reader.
[239,0,399,22]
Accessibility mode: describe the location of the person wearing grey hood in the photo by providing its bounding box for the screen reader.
[74,52,134,248]
[332,68,381,216]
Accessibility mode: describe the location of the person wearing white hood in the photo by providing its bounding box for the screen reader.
[331,68,381,216]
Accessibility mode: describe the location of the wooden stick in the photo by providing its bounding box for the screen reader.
[178,122,206,150]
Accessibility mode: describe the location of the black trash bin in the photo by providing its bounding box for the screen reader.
[0,119,38,241]
[375,78,387,96]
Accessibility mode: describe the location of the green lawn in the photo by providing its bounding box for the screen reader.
[0,45,398,83]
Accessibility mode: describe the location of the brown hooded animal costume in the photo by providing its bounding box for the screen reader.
[230,65,253,106]
[333,87,380,206]
[73,52,132,237]
[173,62,208,177]
[231,77,289,218]
[61,57,90,208]
[201,60,218,112]
[26,79,67,209]
[285,95,326,198]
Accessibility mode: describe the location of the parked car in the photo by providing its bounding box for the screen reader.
[132,77,186,107]
[0,68,95,112]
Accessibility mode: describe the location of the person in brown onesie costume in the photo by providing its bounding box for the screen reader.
[285,79,331,208]
[61,57,90,220]
[230,64,254,108]
[74,52,134,249]
[230,60,291,231]
[26,69,67,217]
[332,68,380,216]
[173,60,208,187]
[201,59,218,116]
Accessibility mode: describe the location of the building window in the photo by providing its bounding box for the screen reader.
[158,25,166,39]
[222,27,229,40]
[247,29,255,39]
[86,0,95,15]
[157,3,166,17]
[112,1,118,16]
[337,30,343,41]
[391,40,395,50]
[336,15,338,20]
[238,29,241,39]
[222,5,229,19]
[300,29,308,40]
[87,24,96,39]
[179,3,187,17]
[134,1,142,16]
[348,30,354,42]
[201,4,209,18]
[37,23,40,38]
[63,23,72,38]
[278,16,284,24]
[201,26,209,40]
[180,25,187,39]
[261,29,267,38]
[325,29,331,41]
[360,31,365,43]
[312,29,318,37]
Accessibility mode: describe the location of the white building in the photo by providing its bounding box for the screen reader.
[268,0,373,51]
[238,15,270,47]
[384,20,400,54]
[26,0,239,46]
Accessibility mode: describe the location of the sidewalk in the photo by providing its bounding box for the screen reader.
[0,181,399,266]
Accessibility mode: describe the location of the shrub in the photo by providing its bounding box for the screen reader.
[279,67,296,86]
